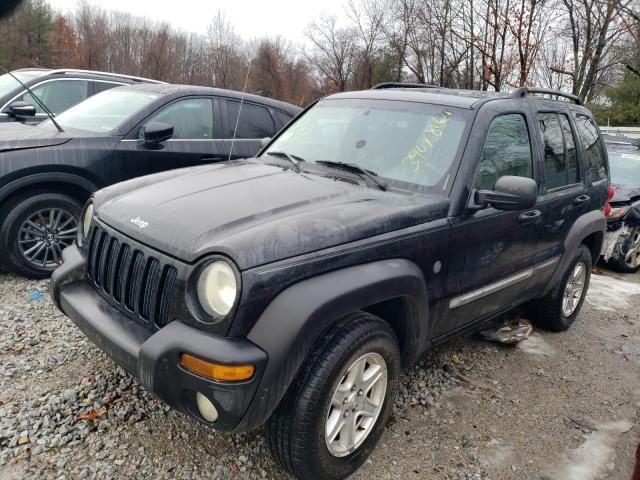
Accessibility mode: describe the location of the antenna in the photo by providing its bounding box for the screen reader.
[0,64,65,132]
[228,59,252,161]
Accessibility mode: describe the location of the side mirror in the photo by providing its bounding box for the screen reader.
[143,122,173,144]
[8,101,36,117]
[472,176,538,211]
[259,137,272,148]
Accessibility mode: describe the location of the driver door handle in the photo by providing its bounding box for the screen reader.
[519,210,542,225]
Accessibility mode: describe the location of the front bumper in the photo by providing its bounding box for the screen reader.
[50,245,267,432]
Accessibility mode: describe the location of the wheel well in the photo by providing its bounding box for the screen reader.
[1,182,92,211]
[362,296,418,366]
[581,231,604,263]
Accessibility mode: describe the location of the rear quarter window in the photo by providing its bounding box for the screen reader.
[575,115,607,183]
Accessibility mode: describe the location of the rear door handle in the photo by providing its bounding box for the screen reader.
[574,194,590,206]
[519,210,542,225]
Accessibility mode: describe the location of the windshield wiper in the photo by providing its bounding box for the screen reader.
[315,161,387,191]
[266,151,304,172]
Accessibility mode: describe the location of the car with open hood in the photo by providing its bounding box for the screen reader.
[0,68,162,124]
[601,134,640,272]
[0,83,300,277]
[50,84,609,480]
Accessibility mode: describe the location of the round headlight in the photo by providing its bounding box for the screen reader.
[197,261,237,317]
[81,203,94,241]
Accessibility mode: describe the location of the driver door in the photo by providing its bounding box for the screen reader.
[113,96,228,179]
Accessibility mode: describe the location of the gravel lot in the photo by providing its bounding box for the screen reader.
[0,267,639,480]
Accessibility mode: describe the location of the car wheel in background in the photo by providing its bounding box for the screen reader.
[527,244,592,331]
[610,227,640,274]
[266,312,400,480]
[0,192,82,278]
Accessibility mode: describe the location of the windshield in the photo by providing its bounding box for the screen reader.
[263,98,470,193]
[39,89,161,134]
[608,146,640,188]
[0,70,47,99]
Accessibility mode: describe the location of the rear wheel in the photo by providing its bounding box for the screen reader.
[266,312,400,480]
[0,193,81,278]
[528,244,592,331]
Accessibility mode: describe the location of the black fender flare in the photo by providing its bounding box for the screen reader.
[0,172,99,206]
[236,258,428,432]
[547,209,605,291]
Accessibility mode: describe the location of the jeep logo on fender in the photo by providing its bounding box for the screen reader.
[130,216,149,229]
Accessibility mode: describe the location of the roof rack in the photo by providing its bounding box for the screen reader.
[48,69,166,85]
[371,82,439,90]
[512,87,582,105]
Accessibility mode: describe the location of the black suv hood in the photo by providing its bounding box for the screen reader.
[0,122,72,152]
[94,161,450,269]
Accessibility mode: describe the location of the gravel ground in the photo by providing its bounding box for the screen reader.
[0,267,638,480]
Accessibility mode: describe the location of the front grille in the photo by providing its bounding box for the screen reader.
[86,225,177,328]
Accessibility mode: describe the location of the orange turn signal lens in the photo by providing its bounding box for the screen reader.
[180,353,254,382]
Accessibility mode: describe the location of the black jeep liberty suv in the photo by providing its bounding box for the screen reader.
[50,85,610,480]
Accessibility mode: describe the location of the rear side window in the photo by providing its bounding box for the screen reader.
[538,113,580,189]
[141,98,213,139]
[274,110,293,128]
[20,80,90,115]
[575,115,607,183]
[476,114,533,190]
[92,81,121,95]
[227,101,276,138]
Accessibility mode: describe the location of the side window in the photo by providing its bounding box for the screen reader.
[274,110,293,128]
[92,81,121,95]
[538,112,580,190]
[575,114,607,183]
[226,100,276,138]
[140,98,213,139]
[559,115,579,184]
[20,80,90,115]
[476,114,533,190]
[538,113,565,189]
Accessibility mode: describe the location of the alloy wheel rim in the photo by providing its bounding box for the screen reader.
[562,261,587,317]
[624,231,640,269]
[324,352,387,458]
[17,208,77,269]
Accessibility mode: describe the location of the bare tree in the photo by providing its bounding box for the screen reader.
[305,14,357,91]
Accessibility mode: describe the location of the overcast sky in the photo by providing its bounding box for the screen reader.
[48,0,350,43]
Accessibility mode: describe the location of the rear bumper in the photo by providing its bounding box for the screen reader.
[50,245,267,432]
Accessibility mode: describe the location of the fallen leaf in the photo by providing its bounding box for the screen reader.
[76,407,107,421]
[230,463,239,474]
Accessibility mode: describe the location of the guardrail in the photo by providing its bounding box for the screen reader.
[599,126,640,139]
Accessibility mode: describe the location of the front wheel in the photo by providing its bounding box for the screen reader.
[0,192,81,278]
[528,244,592,331]
[266,312,400,480]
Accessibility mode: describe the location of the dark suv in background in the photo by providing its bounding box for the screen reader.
[0,68,163,124]
[51,85,609,480]
[0,83,300,277]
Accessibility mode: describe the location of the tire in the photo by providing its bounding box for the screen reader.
[265,312,401,480]
[609,227,640,274]
[0,192,82,278]
[528,244,592,331]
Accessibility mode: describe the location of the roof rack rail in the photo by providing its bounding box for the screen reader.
[512,87,582,105]
[48,69,166,85]
[371,82,439,90]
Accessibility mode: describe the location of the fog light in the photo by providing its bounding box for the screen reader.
[196,392,219,422]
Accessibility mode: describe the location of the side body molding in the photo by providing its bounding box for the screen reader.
[237,258,428,432]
